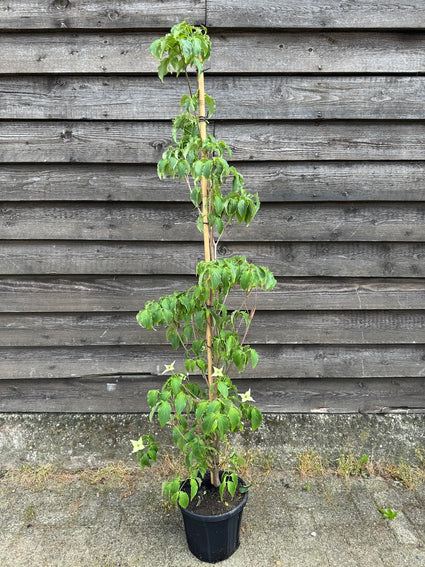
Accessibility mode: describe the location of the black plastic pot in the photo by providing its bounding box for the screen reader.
[179,478,248,564]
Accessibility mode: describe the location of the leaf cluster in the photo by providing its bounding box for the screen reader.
[137,256,275,375]
[133,368,261,506]
[158,111,260,235]
[150,20,211,81]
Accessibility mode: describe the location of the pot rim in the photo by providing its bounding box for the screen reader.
[179,474,249,521]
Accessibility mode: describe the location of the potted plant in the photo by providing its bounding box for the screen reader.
[132,21,276,563]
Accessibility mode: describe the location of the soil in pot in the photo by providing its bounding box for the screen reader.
[184,477,245,515]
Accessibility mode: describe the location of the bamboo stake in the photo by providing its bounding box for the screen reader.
[197,60,220,488]
[197,61,214,390]
[197,65,213,264]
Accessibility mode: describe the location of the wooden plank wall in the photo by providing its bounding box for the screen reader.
[1,0,424,414]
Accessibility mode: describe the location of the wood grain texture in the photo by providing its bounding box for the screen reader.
[2,75,425,120]
[1,277,424,312]
[1,376,424,413]
[2,1,423,31]
[0,345,424,379]
[2,162,425,202]
[1,32,424,74]
[2,121,425,163]
[2,202,425,242]
[0,1,205,30]
[215,121,425,162]
[207,1,425,29]
[1,311,424,347]
[0,242,424,277]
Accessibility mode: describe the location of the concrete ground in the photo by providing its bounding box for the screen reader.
[0,466,424,567]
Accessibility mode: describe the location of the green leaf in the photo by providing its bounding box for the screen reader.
[147,389,159,408]
[190,186,201,206]
[232,349,244,371]
[195,401,208,420]
[250,349,259,369]
[163,309,173,325]
[216,217,224,234]
[138,310,153,330]
[190,478,199,500]
[240,270,251,290]
[251,407,262,431]
[193,160,203,178]
[237,199,248,220]
[217,414,229,436]
[228,405,241,429]
[140,453,151,467]
[193,57,204,75]
[180,38,193,61]
[167,327,181,350]
[177,160,188,180]
[158,401,172,427]
[158,58,169,82]
[192,37,203,57]
[217,382,228,398]
[183,325,193,341]
[210,268,221,290]
[150,38,162,58]
[202,413,216,434]
[202,160,213,179]
[175,392,187,415]
[178,491,190,509]
[227,480,237,498]
[205,94,216,117]
[170,376,182,395]
[192,338,204,355]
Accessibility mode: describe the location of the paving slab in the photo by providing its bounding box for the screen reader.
[0,469,424,567]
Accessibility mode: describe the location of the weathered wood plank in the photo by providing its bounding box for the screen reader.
[2,121,425,163]
[2,0,423,30]
[208,1,425,29]
[1,311,424,347]
[1,277,424,312]
[1,376,424,413]
[2,162,425,202]
[215,121,425,162]
[0,121,167,164]
[0,345,424,379]
[0,242,424,277]
[1,32,424,74]
[0,1,205,30]
[2,76,425,120]
[2,202,425,242]
[210,32,425,74]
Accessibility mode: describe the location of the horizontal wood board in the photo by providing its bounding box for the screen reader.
[1,202,425,242]
[1,377,424,413]
[2,1,425,30]
[2,8,425,414]
[2,163,425,201]
[1,345,425,380]
[0,1,206,30]
[0,242,424,277]
[2,76,425,120]
[207,1,425,29]
[1,310,424,347]
[2,121,425,163]
[1,32,425,74]
[1,277,424,312]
